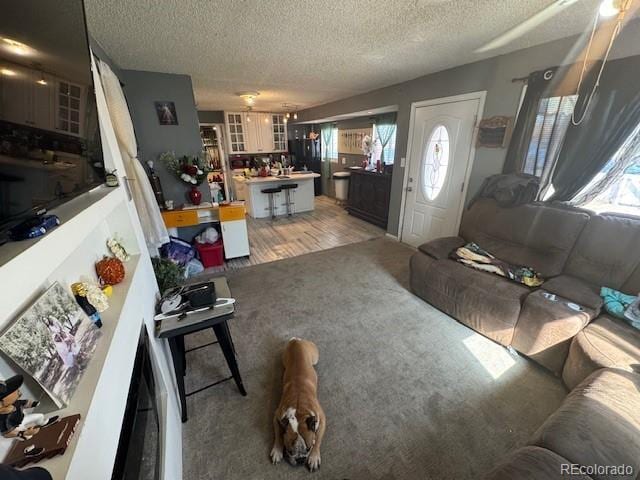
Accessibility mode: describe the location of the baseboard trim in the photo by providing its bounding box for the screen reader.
[385,233,399,241]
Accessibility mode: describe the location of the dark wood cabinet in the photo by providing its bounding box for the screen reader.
[346,170,391,229]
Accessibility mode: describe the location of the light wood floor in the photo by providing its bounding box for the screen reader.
[204,195,385,273]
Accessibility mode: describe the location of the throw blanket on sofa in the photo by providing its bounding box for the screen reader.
[452,242,544,287]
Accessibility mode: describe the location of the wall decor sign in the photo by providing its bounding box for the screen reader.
[338,127,373,155]
[155,101,179,125]
[476,115,513,148]
[0,282,102,407]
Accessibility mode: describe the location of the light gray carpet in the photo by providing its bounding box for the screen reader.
[182,238,567,480]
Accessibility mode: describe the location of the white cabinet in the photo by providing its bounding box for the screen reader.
[271,114,287,151]
[226,112,247,153]
[0,65,82,136]
[221,219,250,259]
[55,80,85,136]
[30,73,54,130]
[225,111,288,154]
[0,65,28,124]
[0,65,53,130]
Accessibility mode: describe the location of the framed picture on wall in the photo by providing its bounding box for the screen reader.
[155,101,179,125]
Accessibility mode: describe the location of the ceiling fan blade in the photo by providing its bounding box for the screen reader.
[475,0,580,53]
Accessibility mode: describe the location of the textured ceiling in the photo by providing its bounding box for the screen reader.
[85,0,605,112]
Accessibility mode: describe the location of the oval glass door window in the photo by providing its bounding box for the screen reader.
[423,125,450,200]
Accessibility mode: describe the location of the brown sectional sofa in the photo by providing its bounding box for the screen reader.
[410,198,640,380]
[486,368,640,480]
[409,198,640,478]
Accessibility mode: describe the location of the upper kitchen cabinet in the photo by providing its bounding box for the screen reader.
[226,112,247,153]
[55,79,85,136]
[0,65,54,131]
[271,114,286,151]
[0,64,85,136]
[224,111,287,154]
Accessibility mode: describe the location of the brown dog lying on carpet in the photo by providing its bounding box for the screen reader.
[270,338,326,471]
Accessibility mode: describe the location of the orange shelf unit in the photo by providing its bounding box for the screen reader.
[219,204,246,222]
[161,209,199,228]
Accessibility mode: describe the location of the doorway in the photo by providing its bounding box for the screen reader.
[400,93,485,247]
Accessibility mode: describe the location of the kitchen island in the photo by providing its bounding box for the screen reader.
[233,172,320,218]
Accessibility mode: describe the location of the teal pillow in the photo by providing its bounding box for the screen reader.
[600,286,637,320]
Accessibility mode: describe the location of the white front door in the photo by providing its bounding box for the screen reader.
[401,97,479,247]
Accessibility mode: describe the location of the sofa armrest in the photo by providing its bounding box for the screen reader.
[418,236,466,260]
[543,275,604,310]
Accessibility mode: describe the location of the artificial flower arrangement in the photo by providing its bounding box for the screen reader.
[159,151,211,186]
[107,237,130,263]
[361,134,375,169]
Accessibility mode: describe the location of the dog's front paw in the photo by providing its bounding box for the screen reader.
[307,450,321,472]
[270,445,283,464]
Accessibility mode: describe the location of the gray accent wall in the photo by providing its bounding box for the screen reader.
[294,24,640,236]
[121,70,209,208]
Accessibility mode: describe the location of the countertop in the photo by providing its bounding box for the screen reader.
[235,172,320,184]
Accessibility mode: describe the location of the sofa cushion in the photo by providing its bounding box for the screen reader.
[460,199,589,277]
[410,252,529,345]
[622,262,640,296]
[531,368,640,480]
[565,213,640,292]
[417,236,466,260]
[484,446,592,480]
[562,315,640,389]
[511,289,596,375]
[542,275,603,311]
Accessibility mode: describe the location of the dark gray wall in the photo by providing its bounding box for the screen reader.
[121,70,209,210]
[198,110,225,124]
[294,24,640,236]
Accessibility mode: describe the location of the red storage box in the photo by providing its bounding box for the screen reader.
[195,239,224,267]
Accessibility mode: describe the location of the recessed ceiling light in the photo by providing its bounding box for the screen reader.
[0,68,16,76]
[2,37,33,56]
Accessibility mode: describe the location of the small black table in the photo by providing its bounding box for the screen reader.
[156,277,247,422]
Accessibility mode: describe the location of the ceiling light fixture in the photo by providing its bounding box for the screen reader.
[238,91,259,105]
[2,37,32,56]
[0,68,16,76]
[599,0,622,17]
[293,112,298,120]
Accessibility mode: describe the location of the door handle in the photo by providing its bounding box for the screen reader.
[407,186,413,192]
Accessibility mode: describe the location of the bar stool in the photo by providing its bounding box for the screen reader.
[261,187,282,219]
[280,183,298,216]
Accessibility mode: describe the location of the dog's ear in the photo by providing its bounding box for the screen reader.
[306,415,319,432]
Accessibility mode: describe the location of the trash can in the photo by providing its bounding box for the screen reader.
[333,171,351,203]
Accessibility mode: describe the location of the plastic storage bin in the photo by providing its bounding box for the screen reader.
[195,239,225,267]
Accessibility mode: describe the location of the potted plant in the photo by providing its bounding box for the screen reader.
[160,152,212,205]
[151,257,185,295]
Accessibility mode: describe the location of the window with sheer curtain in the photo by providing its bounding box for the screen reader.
[372,122,397,165]
[321,125,338,163]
